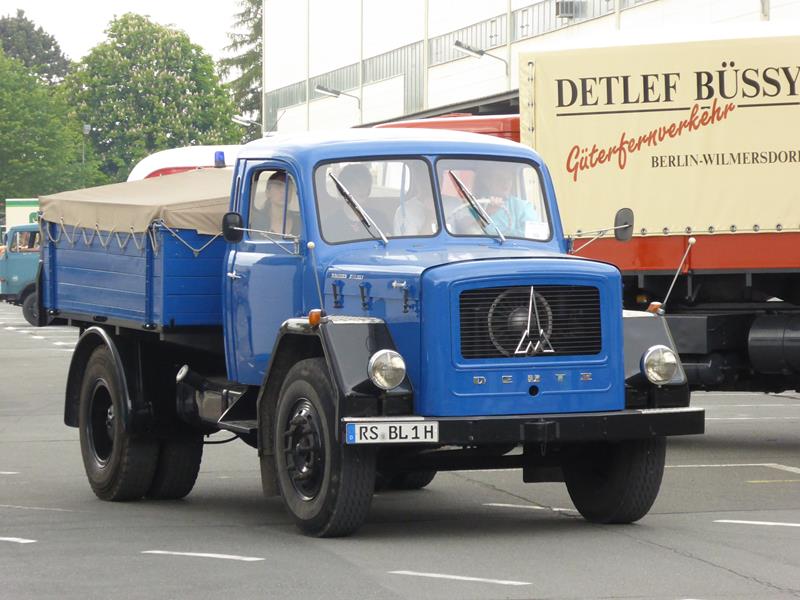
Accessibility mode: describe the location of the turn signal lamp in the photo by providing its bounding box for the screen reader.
[646,301,663,314]
[308,309,324,327]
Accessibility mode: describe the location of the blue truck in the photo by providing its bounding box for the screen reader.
[0,223,42,325]
[39,129,704,537]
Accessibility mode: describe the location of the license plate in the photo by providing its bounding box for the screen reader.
[345,421,439,444]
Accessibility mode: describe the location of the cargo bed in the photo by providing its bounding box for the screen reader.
[39,168,232,331]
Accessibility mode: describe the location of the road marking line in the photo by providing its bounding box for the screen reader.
[0,537,36,544]
[667,463,800,475]
[53,342,73,346]
[141,550,264,562]
[0,504,75,512]
[389,571,531,586]
[715,519,800,529]
[30,336,44,339]
[706,417,799,421]
[0,471,19,475]
[484,503,546,510]
[747,479,800,484]
[699,404,797,408]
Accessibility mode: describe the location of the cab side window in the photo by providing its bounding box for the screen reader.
[9,231,40,253]
[248,170,300,241]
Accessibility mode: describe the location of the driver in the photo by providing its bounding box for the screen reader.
[473,165,539,238]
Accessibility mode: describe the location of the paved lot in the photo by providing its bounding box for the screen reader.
[1,301,798,599]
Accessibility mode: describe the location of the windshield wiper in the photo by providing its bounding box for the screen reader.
[447,171,505,243]
[328,173,388,245]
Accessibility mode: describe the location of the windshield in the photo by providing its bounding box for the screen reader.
[315,159,438,244]
[437,159,550,241]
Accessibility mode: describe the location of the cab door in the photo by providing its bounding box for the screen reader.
[2,229,40,297]
[224,161,305,385]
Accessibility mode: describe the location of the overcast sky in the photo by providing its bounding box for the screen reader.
[0,0,244,61]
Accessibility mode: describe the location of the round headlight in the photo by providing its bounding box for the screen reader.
[641,345,679,384]
[368,349,406,390]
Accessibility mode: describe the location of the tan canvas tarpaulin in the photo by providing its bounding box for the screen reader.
[520,36,800,237]
[40,168,233,235]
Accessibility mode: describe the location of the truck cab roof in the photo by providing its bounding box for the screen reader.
[238,127,538,165]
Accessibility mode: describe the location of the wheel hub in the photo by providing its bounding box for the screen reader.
[89,381,115,465]
[282,399,324,500]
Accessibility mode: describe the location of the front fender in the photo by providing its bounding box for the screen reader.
[623,311,689,408]
[257,316,413,449]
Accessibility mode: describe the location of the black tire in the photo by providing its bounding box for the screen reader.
[22,292,38,326]
[381,469,437,490]
[274,357,375,537]
[78,346,159,501]
[563,437,666,524]
[146,434,204,500]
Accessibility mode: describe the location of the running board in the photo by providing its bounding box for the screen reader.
[217,419,258,435]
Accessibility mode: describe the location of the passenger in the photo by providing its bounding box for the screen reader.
[323,163,374,242]
[393,172,436,236]
[251,171,299,238]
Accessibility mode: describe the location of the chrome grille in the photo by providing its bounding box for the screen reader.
[459,285,602,359]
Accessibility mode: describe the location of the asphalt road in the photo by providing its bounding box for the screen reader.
[1,302,798,600]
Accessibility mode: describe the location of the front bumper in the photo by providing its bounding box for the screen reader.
[342,406,704,445]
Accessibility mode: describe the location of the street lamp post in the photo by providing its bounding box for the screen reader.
[232,115,263,128]
[453,40,510,89]
[81,123,90,186]
[81,123,90,166]
[314,84,363,124]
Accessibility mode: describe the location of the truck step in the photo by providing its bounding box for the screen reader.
[217,419,258,435]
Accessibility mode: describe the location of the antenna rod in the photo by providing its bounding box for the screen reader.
[662,237,697,309]
[307,241,325,311]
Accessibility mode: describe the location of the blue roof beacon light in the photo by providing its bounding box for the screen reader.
[214,151,225,168]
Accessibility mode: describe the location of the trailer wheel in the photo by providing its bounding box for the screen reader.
[146,434,204,500]
[22,292,38,326]
[274,358,375,537]
[78,346,158,501]
[563,437,666,524]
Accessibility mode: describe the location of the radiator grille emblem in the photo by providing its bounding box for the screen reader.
[513,287,555,356]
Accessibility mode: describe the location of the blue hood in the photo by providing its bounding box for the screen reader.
[324,240,582,280]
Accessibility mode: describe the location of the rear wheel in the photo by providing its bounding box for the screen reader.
[563,437,666,524]
[274,358,375,537]
[146,434,204,500]
[78,346,158,501]
[377,469,437,491]
[22,292,38,326]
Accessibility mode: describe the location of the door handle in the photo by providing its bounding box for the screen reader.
[226,271,242,280]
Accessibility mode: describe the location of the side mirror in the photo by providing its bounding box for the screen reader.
[614,208,634,242]
[222,212,244,243]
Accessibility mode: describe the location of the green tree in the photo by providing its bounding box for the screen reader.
[65,13,240,182]
[220,0,262,141]
[0,50,103,201]
[0,9,69,85]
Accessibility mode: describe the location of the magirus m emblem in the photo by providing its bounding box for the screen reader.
[514,286,555,356]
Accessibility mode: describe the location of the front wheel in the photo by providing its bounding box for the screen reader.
[22,292,38,326]
[563,437,666,524]
[273,358,375,537]
[78,346,158,501]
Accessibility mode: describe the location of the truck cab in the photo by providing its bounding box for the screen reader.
[0,223,41,325]
[44,129,703,537]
